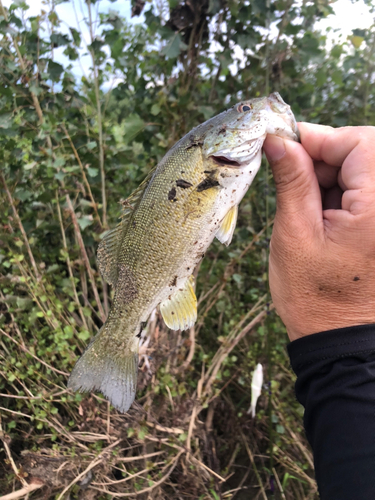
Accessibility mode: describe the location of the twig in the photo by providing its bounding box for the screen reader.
[0,482,43,500]
[0,328,69,377]
[186,402,198,454]
[0,1,45,127]
[61,124,102,228]
[0,416,28,488]
[145,421,184,435]
[92,451,184,497]
[179,325,196,372]
[56,455,103,500]
[239,429,267,500]
[272,467,287,500]
[56,191,89,330]
[203,307,269,397]
[190,456,226,483]
[92,462,164,486]
[56,439,121,500]
[116,451,165,463]
[65,194,106,321]
[1,174,40,280]
[86,0,107,228]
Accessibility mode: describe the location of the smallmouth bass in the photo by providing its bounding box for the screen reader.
[68,93,298,413]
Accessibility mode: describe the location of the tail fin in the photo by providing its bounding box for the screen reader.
[68,327,138,414]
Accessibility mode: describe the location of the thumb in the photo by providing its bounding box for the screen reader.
[263,134,322,223]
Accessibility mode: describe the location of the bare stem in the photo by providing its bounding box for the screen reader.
[65,194,106,321]
[1,173,40,280]
[56,191,89,330]
[61,123,103,229]
[87,0,107,228]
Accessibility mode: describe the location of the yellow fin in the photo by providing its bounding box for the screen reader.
[160,276,197,331]
[216,205,238,246]
[97,165,157,286]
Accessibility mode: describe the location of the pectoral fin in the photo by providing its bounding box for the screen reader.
[160,276,197,331]
[216,205,238,246]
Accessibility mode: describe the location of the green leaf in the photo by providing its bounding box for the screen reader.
[121,114,145,142]
[29,84,43,96]
[349,35,364,49]
[77,216,94,230]
[87,167,99,177]
[69,27,81,46]
[48,61,64,82]
[87,141,96,150]
[53,157,65,168]
[150,103,160,116]
[50,33,70,47]
[24,161,37,170]
[161,33,187,59]
[14,188,32,201]
[0,113,12,129]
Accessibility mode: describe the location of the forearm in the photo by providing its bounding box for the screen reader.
[288,324,375,499]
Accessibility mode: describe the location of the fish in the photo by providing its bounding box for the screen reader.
[248,363,264,418]
[68,92,299,413]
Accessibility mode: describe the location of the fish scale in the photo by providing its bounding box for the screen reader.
[68,92,299,413]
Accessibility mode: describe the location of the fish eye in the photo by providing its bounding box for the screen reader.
[238,103,252,112]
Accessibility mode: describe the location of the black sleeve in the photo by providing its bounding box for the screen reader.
[287,324,375,500]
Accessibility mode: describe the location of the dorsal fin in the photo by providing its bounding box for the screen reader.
[97,166,157,286]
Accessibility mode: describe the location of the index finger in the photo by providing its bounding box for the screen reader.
[299,123,375,191]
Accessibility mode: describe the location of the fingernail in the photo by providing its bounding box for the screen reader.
[264,135,286,162]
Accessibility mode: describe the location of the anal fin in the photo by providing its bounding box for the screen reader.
[160,276,197,331]
[216,205,238,246]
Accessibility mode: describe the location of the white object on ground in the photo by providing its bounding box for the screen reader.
[248,363,263,417]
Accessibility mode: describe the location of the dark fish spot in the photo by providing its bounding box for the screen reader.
[176,179,193,189]
[204,169,217,174]
[136,322,147,338]
[197,177,220,192]
[212,156,241,168]
[171,311,175,315]
[220,173,226,178]
[116,265,138,303]
[353,276,360,281]
[168,187,177,202]
[186,136,204,149]
[194,241,198,245]
[150,201,155,209]
[187,267,190,270]
[218,127,227,135]
[169,275,178,287]
[132,220,136,228]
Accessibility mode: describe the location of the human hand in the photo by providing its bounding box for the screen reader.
[263,124,375,341]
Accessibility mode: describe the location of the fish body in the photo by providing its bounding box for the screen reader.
[68,93,298,413]
[248,363,264,418]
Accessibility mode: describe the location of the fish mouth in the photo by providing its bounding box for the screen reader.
[211,155,242,168]
[209,137,263,168]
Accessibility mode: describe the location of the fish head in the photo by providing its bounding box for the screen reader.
[202,92,299,168]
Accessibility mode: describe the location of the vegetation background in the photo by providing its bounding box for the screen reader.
[0,0,374,498]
